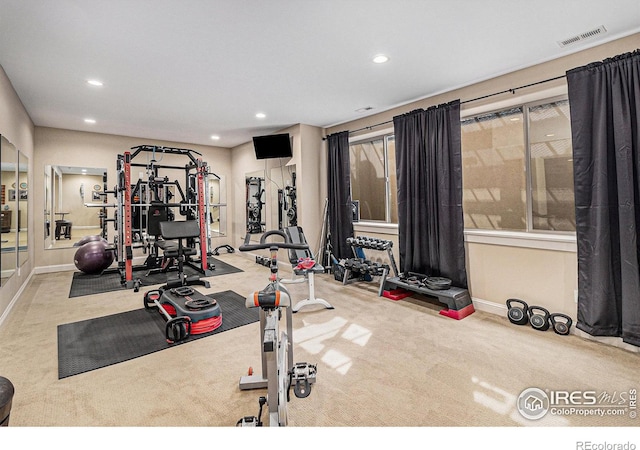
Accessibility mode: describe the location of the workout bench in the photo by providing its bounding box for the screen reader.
[159,220,210,289]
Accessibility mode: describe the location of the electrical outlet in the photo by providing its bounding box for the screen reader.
[574,289,578,303]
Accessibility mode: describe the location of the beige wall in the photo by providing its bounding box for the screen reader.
[60,173,103,227]
[328,33,640,330]
[230,124,326,258]
[33,127,233,270]
[0,65,35,323]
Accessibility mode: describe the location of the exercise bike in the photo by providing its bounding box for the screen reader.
[236,230,317,427]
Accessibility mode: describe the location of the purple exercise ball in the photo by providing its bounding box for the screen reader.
[74,240,114,274]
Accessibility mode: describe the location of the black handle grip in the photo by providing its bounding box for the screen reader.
[527,305,550,317]
[239,230,309,252]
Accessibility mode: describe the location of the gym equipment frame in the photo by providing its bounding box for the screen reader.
[237,231,317,427]
[85,145,218,290]
[342,236,399,296]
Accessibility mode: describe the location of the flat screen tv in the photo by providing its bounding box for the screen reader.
[253,133,292,160]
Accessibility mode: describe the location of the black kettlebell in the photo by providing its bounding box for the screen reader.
[506,299,529,325]
[549,313,573,336]
[527,306,551,331]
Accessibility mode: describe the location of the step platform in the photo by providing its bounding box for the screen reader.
[383,274,475,320]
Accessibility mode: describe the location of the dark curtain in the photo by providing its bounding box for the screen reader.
[393,100,468,288]
[566,50,640,347]
[327,130,354,260]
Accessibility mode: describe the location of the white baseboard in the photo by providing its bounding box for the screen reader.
[471,296,507,317]
[34,256,148,275]
[34,263,77,274]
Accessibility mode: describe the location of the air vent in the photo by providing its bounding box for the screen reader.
[557,25,607,48]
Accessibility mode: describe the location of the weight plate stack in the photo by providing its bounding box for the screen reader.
[423,277,452,290]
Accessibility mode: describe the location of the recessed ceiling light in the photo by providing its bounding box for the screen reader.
[510,117,520,121]
[546,133,555,137]
[84,118,96,124]
[87,79,103,87]
[255,113,266,119]
[210,135,220,140]
[372,54,389,64]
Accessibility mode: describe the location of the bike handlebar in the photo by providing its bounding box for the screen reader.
[238,230,309,252]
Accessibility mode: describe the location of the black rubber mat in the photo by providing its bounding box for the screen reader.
[68,257,243,298]
[57,290,257,379]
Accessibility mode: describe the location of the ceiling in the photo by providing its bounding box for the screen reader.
[1,0,639,149]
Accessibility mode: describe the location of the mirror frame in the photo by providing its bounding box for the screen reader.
[18,150,29,268]
[1,135,17,286]
[44,165,108,250]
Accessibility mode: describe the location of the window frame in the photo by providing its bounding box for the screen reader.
[348,128,396,225]
[461,94,576,237]
[461,86,577,251]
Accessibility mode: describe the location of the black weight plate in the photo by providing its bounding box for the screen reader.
[554,323,568,334]
[508,309,524,322]
[530,316,544,327]
[424,277,451,290]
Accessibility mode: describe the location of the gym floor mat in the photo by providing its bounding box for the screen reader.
[57,290,257,379]
[68,257,243,298]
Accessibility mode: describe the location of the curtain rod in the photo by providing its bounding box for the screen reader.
[323,74,567,139]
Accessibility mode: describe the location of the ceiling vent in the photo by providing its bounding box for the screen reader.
[557,25,607,48]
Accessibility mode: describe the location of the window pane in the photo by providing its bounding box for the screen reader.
[528,100,575,231]
[461,108,526,230]
[350,139,386,221]
[387,136,398,223]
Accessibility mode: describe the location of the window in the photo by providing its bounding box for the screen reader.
[461,98,575,233]
[347,97,575,235]
[349,134,397,223]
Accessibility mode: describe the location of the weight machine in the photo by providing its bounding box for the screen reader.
[86,145,218,290]
[246,176,265,234]
[277,172,297,229]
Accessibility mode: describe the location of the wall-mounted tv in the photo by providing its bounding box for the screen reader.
[253,133,292,160]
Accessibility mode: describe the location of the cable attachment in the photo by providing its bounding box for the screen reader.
[288,362,317,400]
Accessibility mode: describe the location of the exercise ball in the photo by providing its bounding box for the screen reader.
[74,234,108,247]
[74,240,114,274]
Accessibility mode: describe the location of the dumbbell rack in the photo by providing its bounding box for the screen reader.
[342,236,399,296]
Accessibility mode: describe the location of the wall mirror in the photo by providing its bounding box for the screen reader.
[18,151,29,267]
[45,165,108,250]
[245,170,265,235]
[207,173,226,237]
[269,165,296,231]
[1,135,17,285]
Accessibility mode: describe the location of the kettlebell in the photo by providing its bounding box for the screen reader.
[549,313,573,336]
[527,306,551,331]
[506,299,529,325]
